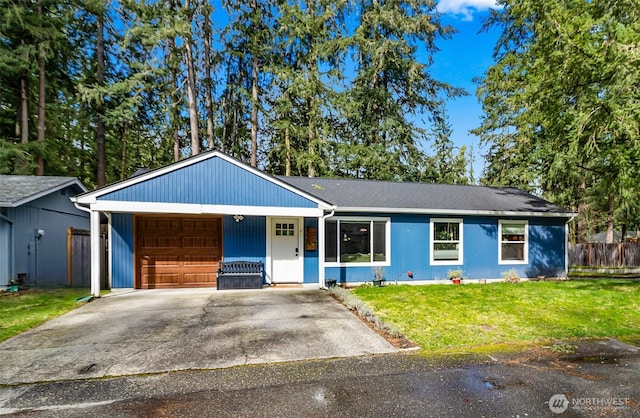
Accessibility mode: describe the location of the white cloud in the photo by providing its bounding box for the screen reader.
[437,0,502,22]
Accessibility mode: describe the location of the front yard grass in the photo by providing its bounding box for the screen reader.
[0,288,92,343]
[352,280,640,353]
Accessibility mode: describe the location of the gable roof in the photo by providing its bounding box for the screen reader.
[0,175,87,208]
[278,176,573,217]
[72,150,332,211]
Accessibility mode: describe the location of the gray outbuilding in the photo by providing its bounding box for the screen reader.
[0,176,88,287]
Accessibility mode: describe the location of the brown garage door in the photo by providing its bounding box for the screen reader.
[136,216,222,288]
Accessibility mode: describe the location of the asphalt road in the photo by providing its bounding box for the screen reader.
[2,341,640,417]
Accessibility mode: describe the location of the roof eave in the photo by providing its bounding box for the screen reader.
[9,178,87,207]
[333,206,577,218]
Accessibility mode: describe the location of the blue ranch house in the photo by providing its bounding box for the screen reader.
[72,151,574,296]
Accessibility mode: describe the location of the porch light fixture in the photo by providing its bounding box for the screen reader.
[234,215,244,223]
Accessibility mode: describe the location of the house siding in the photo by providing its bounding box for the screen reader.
[100,157,318,208]
[6,187,89,286]
[0,214,12,286]
[111,213,134,288]
[303,218,319,284]
[325,214,567,284]
[223,215,265,264]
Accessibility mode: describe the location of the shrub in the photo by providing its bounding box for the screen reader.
[502,268,520,283]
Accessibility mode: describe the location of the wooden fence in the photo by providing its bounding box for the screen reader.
[569,242,640,267]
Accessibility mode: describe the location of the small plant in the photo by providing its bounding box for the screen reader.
[372,266,386,286]
[447,269,463,280]
[548,343,577,354]
[372,266,385,281]
[502,268,520,283]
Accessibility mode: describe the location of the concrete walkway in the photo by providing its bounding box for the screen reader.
[0,288,395,385]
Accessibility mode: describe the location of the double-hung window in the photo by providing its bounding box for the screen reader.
[499,220,528,264]
[325,217,390,265]
[430,219,463,265]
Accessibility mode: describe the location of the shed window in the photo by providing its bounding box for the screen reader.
[499,220,528,264]
[325,218,389,265]
[430,219,463,265]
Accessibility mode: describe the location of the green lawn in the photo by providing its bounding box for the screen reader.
[0,288,92,343]
[352,280,640,353]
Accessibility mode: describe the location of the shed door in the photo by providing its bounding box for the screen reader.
[136,216,222,288]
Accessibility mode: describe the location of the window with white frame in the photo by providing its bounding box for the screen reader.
[430,219,463,265]
[499,220,528,264]
[325,218,389,265]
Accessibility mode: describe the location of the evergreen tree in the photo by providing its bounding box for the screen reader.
[475,0,640,241]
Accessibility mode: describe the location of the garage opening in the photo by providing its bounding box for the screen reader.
[135,216,222,288]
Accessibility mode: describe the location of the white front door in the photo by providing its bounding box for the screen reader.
[270,218,303,283]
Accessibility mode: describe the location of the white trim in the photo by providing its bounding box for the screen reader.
[324,216,391,267]
[565,223,569,276]
[72,151,333,210]
[335,206,575,218]
[430,218,464,266]
[90,210,101,297]
[107,213,113,289]
[89,201,323,217]
[498,219,529,265]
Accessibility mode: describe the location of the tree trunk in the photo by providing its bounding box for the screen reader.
[250,53,258,167]
[120,122,128,180]
[20,75,29,145]
[96,12,106,186]
[307,96,316,178]
[36,0,45,175]
[203,6,215,151]
[576,179,587,243]
[605,195,615,244]
[285,125,291,176]
[168,37,180,162]
[184,0,199,156]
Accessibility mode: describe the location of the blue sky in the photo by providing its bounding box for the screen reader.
[433,0,502,180]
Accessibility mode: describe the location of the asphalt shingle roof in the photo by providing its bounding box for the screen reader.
[278,176,571,215]
[0,175,85,207]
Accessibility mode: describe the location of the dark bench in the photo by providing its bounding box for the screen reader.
[216,261,264,290]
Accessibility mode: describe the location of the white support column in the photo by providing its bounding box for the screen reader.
[90,209,101,297]
[565,222,570,276]
[318,215,325,288]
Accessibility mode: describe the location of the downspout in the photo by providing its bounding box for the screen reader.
[319,207,336,289]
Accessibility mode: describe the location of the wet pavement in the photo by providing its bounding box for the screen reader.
[2,339,639,417]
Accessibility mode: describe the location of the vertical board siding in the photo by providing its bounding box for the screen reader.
[101,157,317,208]
[111,213,134,288]
[0,217,11,285]
[6,191,89,286]
[223,215,266,264]
[303,218,319,284]
[324,214,567,284]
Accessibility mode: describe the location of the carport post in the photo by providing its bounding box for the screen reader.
[90,209,101,297]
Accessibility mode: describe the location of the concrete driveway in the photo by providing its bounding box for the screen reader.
[0,288,395,385]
